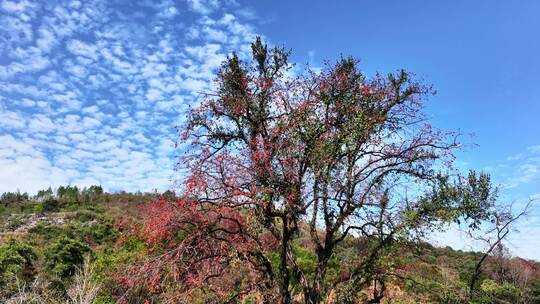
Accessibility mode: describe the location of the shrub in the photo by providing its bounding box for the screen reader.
[531,277,540,304]
[472,279,521,304]
[43,197,62,212]
[32,201,44,213]
[68,210,98,222]
[45,237,91,278]
[0,239,37,285]
[93,295,116,304]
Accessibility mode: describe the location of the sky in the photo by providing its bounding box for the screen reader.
[0,0,539,258]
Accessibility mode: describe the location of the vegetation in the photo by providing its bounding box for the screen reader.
[0,186,153,303]
[1,38,538,303]
[0,185,538,303]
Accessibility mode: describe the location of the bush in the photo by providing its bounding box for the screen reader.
[89,219,117,244]
[45,236,91,278]
[43,197,62,212]
[29,221,65,240]
[531,277,540,304]
[94,295,116,304]
[68,210,98,222]
[472,279,521,304]
[0,239,37,285]
[32,201,44,213]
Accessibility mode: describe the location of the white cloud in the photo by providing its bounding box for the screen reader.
[498,144,540,189]
[66,39,99,61]
[0,111,26,129]
[28,114,55,133]
[141,62,168,77]
[20,98,36,107]
[82,116,101,129]
[186,0,219,15]
[82,105,99,114]
[36,26,57,53]
[180,78,207,92]
[0,0,260,194]
[0,156,74,194]
[202,26,227,42]
[0,135,75,193]
[146,88,163,101]
[1,0,33,13]
[0,47,50,78]
[65,63,88,78]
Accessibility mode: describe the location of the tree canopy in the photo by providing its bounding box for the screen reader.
[127,37,504,304]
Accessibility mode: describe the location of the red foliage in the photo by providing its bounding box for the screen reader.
[118,197,266,300]
[120,38,462,303]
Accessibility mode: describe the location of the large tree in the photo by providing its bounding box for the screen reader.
[131,38,496,304]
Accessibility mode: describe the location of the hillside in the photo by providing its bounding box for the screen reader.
[1,186,539,304]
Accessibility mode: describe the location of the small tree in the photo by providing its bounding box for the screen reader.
[35,187,54,201]
[467,199,532,301]
[57,186,80,204]
[81,185,104,204]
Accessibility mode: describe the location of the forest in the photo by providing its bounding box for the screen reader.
[1,38,539,304]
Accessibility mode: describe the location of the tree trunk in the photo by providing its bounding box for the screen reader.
[279,217,292,304]
[304,247,332,304]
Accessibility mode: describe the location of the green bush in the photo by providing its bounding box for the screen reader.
[30,216,117,246]
[29,221,65,240]
[43,197,62,212]
[472,279,521,304]
[45,236,90,278]
[68,210,98,222]
[93,237,146,283]
[94,295,116,304]
[32,201,44,213]
[531,277,540,304]
[89,219,117,244]
[293,243,317,277]
[0,239,37,285]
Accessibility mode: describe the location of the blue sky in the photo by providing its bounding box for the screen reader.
[0,0,539,258]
